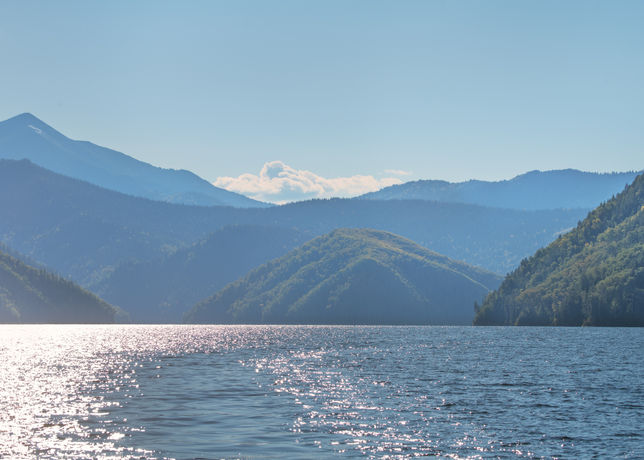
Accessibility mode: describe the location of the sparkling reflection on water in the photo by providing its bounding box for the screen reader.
[0,325,642,458]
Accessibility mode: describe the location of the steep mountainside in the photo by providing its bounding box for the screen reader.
[0,160,585,290]
[360,169,640,210]
[474,174,644,326]
[93,226,311,322]
[0,113,266,208]
[0,246,118,323]
[185,229,503,325]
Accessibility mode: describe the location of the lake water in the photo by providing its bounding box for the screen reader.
[1,325,642,459]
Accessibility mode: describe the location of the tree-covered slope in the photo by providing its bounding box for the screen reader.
[474,174,644,326]
[0,113,266,208]
[92,225,311,322]
[360,169,640,210]
[185,229,502,325]
[0,247,118,323]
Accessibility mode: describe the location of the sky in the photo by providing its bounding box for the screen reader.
[1,0,643,202]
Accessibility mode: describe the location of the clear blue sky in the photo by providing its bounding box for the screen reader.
[1,0,642,187]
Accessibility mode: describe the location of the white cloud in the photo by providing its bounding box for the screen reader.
[214,161,403,204]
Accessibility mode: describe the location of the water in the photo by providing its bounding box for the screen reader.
[1,325,642,459]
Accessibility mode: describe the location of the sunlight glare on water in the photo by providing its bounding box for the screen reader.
[0,325,251,458]
[0,325,642,459]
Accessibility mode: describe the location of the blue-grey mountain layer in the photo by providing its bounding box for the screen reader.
[0,113,266,208]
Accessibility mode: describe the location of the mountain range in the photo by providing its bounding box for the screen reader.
[360,169,641,210]
[185,228,502,325]
[0,113,266,208]
[0,159,586,286]
[0,113,640,324]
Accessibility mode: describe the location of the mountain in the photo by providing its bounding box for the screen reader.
[474,174,644,326]
[258,198,585,274]
[6,113,633,212]
[0,159,586,292]
[0,113,266,208]
[360,169,641,210]
[0,159,244,286]
[0,245,118,323]
[92,225,311,322]
[185,229,503,325]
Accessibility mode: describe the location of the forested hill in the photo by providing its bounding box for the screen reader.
[474,174,644,326]
[185,228,502,325]
[359,169,640,210]
[0,247,118,323]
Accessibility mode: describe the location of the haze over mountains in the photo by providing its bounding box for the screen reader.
[1,114,637,211]
[0,113,640,324]
[93,226,312,322]
[0,113,266,208]
[360,169,641,210]
[186,229,502,325]
[0,159,585,282]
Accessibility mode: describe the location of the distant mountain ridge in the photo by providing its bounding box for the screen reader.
[359,169,641,210]
[185,228,503,325]
[0,159,586,295]
[474,173,644,326]
[0,245,118,323]
[0,113,267,208]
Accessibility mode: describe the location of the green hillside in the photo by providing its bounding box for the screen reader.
[0,247,119,323]
[474,174,644,326]
[185,228,502,325]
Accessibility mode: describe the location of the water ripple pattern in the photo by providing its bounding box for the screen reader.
[0,325,642,458]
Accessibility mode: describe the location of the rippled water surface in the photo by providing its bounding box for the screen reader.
[1,325,642,458]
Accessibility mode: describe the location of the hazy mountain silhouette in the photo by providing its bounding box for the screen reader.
[474,174,644,326]
[0,113,267,208]
[93,225,312,322]
[359,169,641,210]
[0,245,119,323]
[185,228,503,325]
[260,198,586,274]
[0,159,244,286]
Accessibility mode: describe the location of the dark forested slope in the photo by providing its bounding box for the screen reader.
[474,174,644,326]
[0,247,118,323]
[186,229,502,325]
